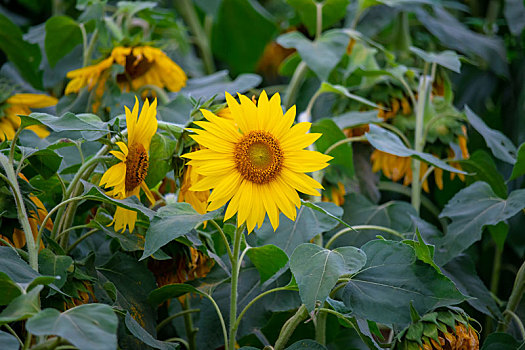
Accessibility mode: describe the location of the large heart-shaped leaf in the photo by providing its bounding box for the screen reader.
[141,203,219,259]
[255,202,342,255]
[26,304,118,350]
[343,240,466,325]
[435,182,525,265]
[277,30,348,81]
[246,245,289,283]
[0,330,19,350]
[290,243,347,311]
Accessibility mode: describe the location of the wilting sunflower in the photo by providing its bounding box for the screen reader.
[0,93,58,141]
[65,46,187,111]
[183,91,332,232]
[99,97,157,233]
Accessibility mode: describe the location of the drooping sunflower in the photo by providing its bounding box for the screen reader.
[183,91,332,232]
[0,93,58,141]
[99,97,158,233]
[65,46,187,111]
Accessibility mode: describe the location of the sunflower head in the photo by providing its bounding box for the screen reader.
[99,96,158,232]
[183,91,332,232]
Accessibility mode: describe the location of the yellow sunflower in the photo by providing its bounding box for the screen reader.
[65,46,187,111]
[99,96,158,233]
[178,163,209,215]
[322,182,346,206]
[0,93,58,141]
[182,91,332,233]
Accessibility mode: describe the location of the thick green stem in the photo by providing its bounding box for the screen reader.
[325,225,404,249]
[274,304,309,350]
[498,260,525,332]
[0,154,38,270]
[228,223,245,350]
[284,61,308,110]
[315,304,328,345]
[182,298,197,350]
[174,0,215,74]
[411,63,432,213]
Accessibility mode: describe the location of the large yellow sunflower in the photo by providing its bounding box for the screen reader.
[0,93,58,141]
[182,91,332,233]
[65,46,187,111]
[99,97,158,233]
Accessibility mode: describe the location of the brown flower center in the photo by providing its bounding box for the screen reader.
[117,52,153,83]
[234,131,283,184]
[125,143,149,192]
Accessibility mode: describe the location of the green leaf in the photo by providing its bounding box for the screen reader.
[21,113,108,141]
[286,0,349,36]
[442,255,503,320]
[402,229,440,272]
[331,110,381,129]
[480,333,521,350]
[504,0,525,36]
[488,221,509,252]
[38,249,73,289]
[148,284,204,305]
[246,245,289,283]
[332,247,366,274]
[459,150,507,198]
[300,200,351,229]
[212,0,277,74]
[285,339,328,350]
[311,118,354,178]
[141,202,219,259]
[0,13,42,89]
[409,47,461,73]
[0,246,40,284]
[181,71,262,101]
[365,124,467,174]
[45,16,83,68]
[319,82,380,109]
[255,202,342,255]
[81,181,155,219]
[96,253,157,335]
[435,182,525,265]
[124,312,179,350]
[0,272,22,305]
[0,286,42,325]
[509,143,525,180]
[277,30,348,81]
[290,243,346,311]
[0,330,19,350]
[26,304,118,350]
[343,240,465,325]
[26,149,62,180]
[145,133,176,187]
[465,107,517,164]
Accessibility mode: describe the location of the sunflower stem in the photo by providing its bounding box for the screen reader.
[315,302,328,345]
[228,222,245,350]
[0,154,38,271]
[325,225,404,249]
[498,259,525,332]
[274,304,309,350]
[284,61,308,110]
[411,62,431,214]
[486,244,503,332]
[175,0,215,75]
[182,298,197,350]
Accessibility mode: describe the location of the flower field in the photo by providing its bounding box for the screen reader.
[0,1,524,349]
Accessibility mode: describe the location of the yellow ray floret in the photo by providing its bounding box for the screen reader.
[99,96,158,233]
[0,93,58,141]
[183,91,332,233]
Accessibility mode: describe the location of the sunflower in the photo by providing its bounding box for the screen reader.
[183,91,332,232]
[178,163,209,215]
[65,46,187,111]
[0,93,58,141]
[99,97,158,233]
[322,182,346,206]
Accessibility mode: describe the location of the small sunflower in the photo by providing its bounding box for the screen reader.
[65,46,187,111]
[99,97,158,233]
[0,93,58,141]
[183,91,332,232]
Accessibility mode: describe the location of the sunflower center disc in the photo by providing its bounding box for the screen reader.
[234,131,283,184]
[125,143,149,192]
[117,53,153,82]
